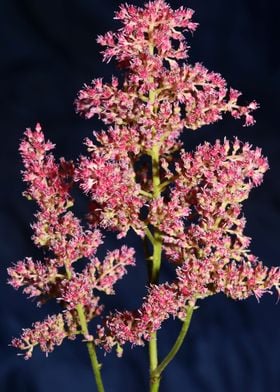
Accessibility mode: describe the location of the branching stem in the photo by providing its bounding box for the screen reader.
[152,303,195,379]
[146,32,195,392]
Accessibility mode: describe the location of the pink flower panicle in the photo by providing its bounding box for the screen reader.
[19,123,73,213]
[11,0,280,363]
[96,139,280,353]
[75,148,145,238]
[75,1,257,164]
[96,283,183,353]
[59,246,136,309]
[7,257,59,302]
[87,246,136,294]
[18,124,103,266]
[213,260,280,301]
[31,210,103,266]
[97,0,197,64]
[11,313,77,360]
[10,125,136,358]
[145,138,269,267]
[98,254,280,354]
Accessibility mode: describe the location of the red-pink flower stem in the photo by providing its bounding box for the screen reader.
[65,267,105,392]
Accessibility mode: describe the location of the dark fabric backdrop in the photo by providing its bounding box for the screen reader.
[1,1,280,391]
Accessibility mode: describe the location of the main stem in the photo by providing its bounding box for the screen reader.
[146,31,194,391]
[65,268,105,392]
[149,145,162,392]
[147,26,163,389]
[149,231,162,392]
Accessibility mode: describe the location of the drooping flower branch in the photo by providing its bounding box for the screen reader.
[9,1,280,392]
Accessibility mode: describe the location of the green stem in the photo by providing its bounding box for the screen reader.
[147,134,196,391]
[143,25,197,392]
[149,331,159,391]
[140,189,153,198]
[152,303,195,380]
[145,227,155,246]
[76,304,105,392]
[151,145,161,197]
[65,267,105,392]
[149,232,162,392]
[149,143,163,392]
[147,34,163,392]
[150,230,162,284]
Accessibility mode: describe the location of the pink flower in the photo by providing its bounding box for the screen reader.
[75,150,146,238]
[19,123,74,214]
[88,246,136,294]
[96,283,183,353]
[11,313,77,359]
[97,1,197,64]
[7,257,59,302]
[59,246,136,309]
[59,274,101,311]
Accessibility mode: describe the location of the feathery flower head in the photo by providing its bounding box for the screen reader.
[10,124,136,358]
[10,0,279,374]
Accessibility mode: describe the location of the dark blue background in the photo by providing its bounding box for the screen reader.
[1,1,280,391]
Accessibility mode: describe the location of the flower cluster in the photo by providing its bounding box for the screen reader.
[7,257,58,300]
[161,138,269,259]
[98,249,280,353]
[10,0,280,370]
[76,0,257,162]
[75,146,145,238]
[97,0,198,64]
[96,283,184,353]
[11,313,76,359]
[96,139,280,353]
[9,125,136,358]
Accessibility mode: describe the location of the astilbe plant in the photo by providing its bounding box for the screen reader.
[8,1,280,391]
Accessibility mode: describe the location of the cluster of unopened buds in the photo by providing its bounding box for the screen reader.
[9,1,279,391]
